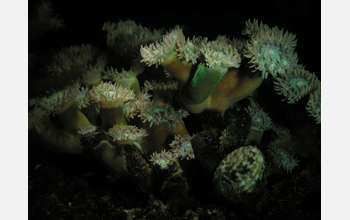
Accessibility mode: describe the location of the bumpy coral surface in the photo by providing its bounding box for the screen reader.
[213,145,265,204]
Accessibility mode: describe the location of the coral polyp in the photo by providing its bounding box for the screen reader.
[243,19,299,79]
[149,149,175,169]
[273,67,320,104]
[267,140,300,173]
[28,10,320,219]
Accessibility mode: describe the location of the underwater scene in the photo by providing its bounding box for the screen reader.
[28,1,321,219]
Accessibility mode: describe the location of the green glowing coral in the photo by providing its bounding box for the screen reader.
[306,86,321,124]
[243,19,299,79]
[273,67,320,104]
[246,99,272,131]
[140,26,262,114]
[267,140,299,173]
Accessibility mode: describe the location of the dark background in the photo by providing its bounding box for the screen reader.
[28,0,321,78]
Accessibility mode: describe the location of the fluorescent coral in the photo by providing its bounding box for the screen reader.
[34,82,81,114]
[273,66,320,104]
[200,37,241,68]
[90,81,135,105]
[306,86,321,124]
[149,149,175,169]
[46,44,107,86]
[103,20,163,58]
[28,13,320,220]
[243,19,299,79]
[267,140,300,173]
[107,124,148,146]
[169,134,195,160]
[246,99,273,131]
[77,125,97,137]
[140,26,263,113]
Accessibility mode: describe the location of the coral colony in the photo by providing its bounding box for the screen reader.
[29,3,320,219]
